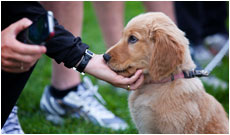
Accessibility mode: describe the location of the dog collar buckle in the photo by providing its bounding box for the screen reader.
[183,69,209,78]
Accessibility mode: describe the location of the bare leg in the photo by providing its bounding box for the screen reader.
[93,2,124,49]
[143,1,177,23]
[40,2,83,90]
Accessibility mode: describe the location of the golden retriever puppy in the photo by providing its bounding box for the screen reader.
[105,12,229,134]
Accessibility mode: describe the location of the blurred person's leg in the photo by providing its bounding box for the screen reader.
[93,1,124,49]
[40,1,83,123]
[41,1,82,90]
[202,1,228,37]
[175,2,210,66]
[2,66,35,127]
[202,2,228,54]
[175,2,227,89]
[92,2,128,92]
[199,2,228,89]
[143,1,177,23]
[39,2,128,130]
[90,2,128,129]
[175,2,204,45]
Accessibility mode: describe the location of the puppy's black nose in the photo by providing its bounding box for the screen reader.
[103,53,111,62]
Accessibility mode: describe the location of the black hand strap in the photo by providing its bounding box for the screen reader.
[76,49,94,73]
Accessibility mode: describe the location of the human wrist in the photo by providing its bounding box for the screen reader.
[75,49,94,73]
[84,54,98,74]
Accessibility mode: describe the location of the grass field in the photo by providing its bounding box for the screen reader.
[17,2,229,134]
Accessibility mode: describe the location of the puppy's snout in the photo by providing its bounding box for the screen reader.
[103,53,111,62]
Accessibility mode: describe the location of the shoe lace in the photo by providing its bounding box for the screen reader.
[78,77,114,117]
[83,77,106,105]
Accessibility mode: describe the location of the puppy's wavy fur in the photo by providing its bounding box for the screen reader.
[106,12,228,134]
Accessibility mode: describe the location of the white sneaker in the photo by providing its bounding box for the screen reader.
[203,33,228,55]
[97,79,128,94]
[201,76,228,90]
[1,106,24,134]
[191,45,214,67]
[40,77,128,130]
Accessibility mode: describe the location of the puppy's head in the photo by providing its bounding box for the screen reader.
[106,12,194,81]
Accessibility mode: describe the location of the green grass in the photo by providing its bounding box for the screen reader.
[17,2,229,134]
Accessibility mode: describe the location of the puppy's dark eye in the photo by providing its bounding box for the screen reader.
[128,35,138,44]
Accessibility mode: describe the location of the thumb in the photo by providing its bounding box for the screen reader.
[11,18,33,35]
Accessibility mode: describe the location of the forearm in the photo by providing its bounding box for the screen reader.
[45,22,88,68]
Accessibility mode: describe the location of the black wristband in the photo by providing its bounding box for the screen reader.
[76,49,94,73]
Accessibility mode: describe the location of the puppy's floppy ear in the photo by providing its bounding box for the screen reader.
[149,29,184,81]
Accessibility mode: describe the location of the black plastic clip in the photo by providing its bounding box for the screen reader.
[183,69,209,78]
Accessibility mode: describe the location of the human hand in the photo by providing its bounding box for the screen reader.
[1,18,47,73]
[84,54,144,90]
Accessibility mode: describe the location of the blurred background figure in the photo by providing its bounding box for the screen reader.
[175,1,228,66]
[175,1,228,89]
